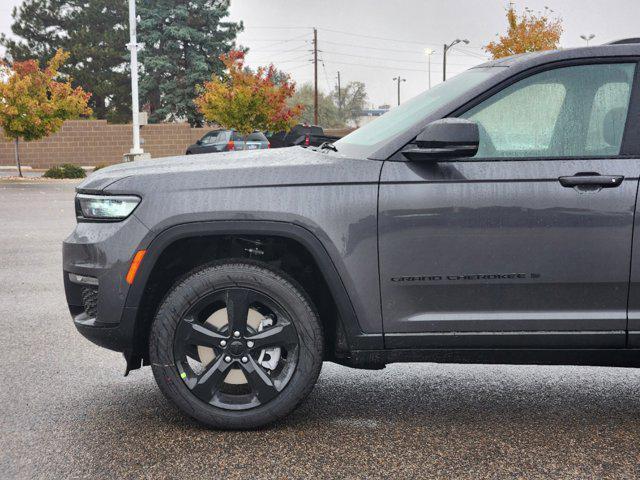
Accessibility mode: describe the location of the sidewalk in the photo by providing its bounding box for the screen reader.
[0,167,43,178]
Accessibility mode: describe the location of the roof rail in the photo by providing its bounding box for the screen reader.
[606,38,640,45]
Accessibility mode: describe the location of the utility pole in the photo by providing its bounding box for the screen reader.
[313,27,318,125]
[336,71,341,112]
[126,0,144,159]
[393,76,406,106]
[443,38,469,82]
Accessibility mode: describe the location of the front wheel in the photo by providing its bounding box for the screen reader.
[149,262,324,429]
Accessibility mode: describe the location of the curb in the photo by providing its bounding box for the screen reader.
[0,166,33,171]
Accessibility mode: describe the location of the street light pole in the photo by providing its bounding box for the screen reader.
[393,76,406,106]
[443,38,469,81]
[580,34,595,45]
[127,0,143,156]
[425,48,434,89]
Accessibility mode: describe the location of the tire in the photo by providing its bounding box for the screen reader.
[149,261,324,429]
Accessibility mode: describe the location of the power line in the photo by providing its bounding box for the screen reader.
[248,44,310,54]
[320,57,332,91]
[321,58,469,74]
[321,39,418,54]
[247,49,312,63]
[320,49,482,67]
[317,27,485,49]
[455,46,490,59]
[287,63,313,71]
[320,39,481,58]
[244,25,487,50]
[238,32,310,49]
[242,25,312,30]
[239,37,307,42]
[271,53,313,64]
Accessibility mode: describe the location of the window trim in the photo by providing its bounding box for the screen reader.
[407,57,640,163]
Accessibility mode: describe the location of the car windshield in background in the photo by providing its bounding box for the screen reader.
[334,67,499,158]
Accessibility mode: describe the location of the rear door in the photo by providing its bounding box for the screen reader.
[379,60,640,348]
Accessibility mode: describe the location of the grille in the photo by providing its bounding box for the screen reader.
[81,286,99,319]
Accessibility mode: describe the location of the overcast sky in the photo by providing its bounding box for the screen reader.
[2,0,640,106]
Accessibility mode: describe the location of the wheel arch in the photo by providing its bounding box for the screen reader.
[124,220,382,368]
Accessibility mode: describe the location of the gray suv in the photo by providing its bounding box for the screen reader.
[63,41,640,429]
[186,130,270,154]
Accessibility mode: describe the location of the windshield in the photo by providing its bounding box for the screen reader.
[335,67,499,158]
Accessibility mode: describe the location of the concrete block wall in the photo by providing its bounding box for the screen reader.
[0,120,354,169]
[0,120,209,168]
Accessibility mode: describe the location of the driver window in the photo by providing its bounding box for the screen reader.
[461,63,635,159]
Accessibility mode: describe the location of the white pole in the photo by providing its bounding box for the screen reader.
[128,0,143,155]
[425,48,434,89]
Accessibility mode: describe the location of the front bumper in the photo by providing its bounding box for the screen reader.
[70,304,139,351]
[63,214,150,352]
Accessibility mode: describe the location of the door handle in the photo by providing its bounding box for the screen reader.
[558,173,624,189]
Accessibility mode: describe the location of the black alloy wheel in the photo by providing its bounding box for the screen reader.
[150,262,324,429]
[173,287,300,410]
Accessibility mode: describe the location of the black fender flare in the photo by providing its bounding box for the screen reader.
[125,220,383,351]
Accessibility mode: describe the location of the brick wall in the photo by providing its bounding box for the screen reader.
[0,120,209,168]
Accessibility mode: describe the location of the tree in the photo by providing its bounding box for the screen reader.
[1,0,131,122]
[334,81,368,127]
[138,0,243,126]
[195,50,302,136]
[289,83,342,128]
[0,50,92,176]
[484,5,563,59]
[244,65,291,87]
[290,81,368,128]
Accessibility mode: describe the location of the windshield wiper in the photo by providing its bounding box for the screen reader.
[318,142,338,152]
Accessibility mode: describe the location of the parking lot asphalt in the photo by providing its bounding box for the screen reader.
[3,179,640,479]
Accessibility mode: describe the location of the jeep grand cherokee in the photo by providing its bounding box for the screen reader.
[64,40,640,429]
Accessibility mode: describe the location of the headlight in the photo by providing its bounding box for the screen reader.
[76,194,141,220]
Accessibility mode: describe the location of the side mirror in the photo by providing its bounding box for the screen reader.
[196,139,203,145]
[403,118,479,162]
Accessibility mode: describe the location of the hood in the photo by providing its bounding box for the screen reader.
[78,147,380,193]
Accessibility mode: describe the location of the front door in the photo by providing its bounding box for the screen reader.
[379,60,640,349]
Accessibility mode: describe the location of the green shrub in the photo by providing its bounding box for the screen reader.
[92,164,108,172]
[43,166,65,178]
[59,164,86,178]
[43,164,86,179]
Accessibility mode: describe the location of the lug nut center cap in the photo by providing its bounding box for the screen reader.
[228,340,245,356]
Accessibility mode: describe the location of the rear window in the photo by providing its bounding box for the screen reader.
[247,132,268,141]
[230,131,267,141]
[290,125,323,136]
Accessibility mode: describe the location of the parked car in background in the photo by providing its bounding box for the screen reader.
[186,130,269,154]
[267,124,340,148]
